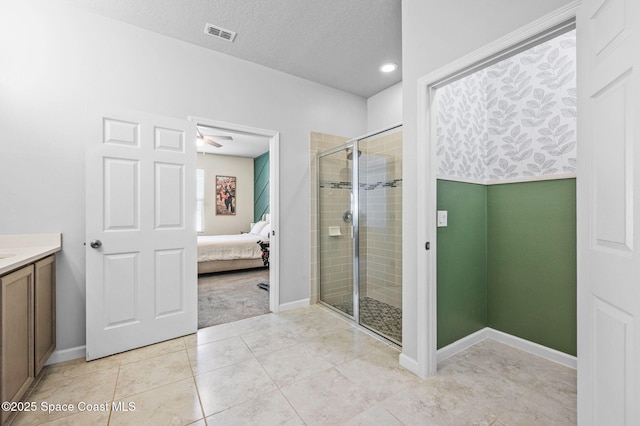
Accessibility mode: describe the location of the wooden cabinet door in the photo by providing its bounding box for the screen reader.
[1,265,34,423]
[34,255,56,376]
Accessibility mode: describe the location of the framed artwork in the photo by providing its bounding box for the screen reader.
[216,175,236,215]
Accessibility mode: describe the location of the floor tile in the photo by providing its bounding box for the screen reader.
[498,386,577,425]
[196,357,277,416]
[280,306,352,337]
[433,360,528,419]
[187,336,254,375]
[43,355,121,383]
[110,377,204,426]
[240,326,305,356]
[115,350,192,399]
[381,380,496,426]
[110,338,187,366]
[257,343,333,387]
[463,340,543,389]
[13,367,118,425]
[34,409,110,425]
[305,327,388,366]
[184,322,239,348]
[342,405,403,426]
[17,305,576,425]
[336,345,419,401]
[280,367,378,425]
[206,390,304,426]
[231,313,291,335]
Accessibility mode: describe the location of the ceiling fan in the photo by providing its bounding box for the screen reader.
[196,128,233,148]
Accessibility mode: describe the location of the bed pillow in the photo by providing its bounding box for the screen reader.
[259,222,271,237]
[250,221,267,235]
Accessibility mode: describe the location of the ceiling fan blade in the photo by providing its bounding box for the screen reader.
[203,134,233,141]
[204,137,223,148]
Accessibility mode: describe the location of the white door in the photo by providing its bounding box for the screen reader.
[86,109,197,361]
[577,0,640,424]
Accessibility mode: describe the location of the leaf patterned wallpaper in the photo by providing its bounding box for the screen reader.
[436,30,576,183]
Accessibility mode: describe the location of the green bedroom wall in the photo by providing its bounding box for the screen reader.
[487,179,577,356]
[436,178,577,356]
[253,152,270,222]
[437,180,488,349]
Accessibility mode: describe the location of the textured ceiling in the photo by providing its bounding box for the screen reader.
[71,0,402,98]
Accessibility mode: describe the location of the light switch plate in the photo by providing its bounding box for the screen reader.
[437,210,448,227]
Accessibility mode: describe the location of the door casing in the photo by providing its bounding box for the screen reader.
[407,1,581,377]
[189,117,281,313]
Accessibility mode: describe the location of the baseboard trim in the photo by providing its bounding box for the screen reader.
[486,328,577,369]
[399,353,420,376]
[278,298,310,312]
[46,345,86,365]
[437,328,490,364]
[436,327,577,369]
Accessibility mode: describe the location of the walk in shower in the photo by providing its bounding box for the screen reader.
[317,125,402,344]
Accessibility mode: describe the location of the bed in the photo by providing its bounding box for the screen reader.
[197,220,271,274]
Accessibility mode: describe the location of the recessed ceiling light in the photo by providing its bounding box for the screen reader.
[379,62,398,73]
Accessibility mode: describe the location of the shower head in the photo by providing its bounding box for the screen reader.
[347,149,362,160]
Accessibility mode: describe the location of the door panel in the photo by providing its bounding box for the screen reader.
[578,0,639,423]
[104,158,139,231]
[86,109,196,360]
[318,146,355,317]
[592,72,632,250]
[103,252,139,328]
[154,249,185,317]
[154,162,184,229]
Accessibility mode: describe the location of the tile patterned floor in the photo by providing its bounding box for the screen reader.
[10,305,576,425]
[332,297,403,344]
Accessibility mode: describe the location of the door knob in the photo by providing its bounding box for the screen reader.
[90,240,102,249]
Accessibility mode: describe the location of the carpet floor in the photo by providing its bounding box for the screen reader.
[198,268,270,328]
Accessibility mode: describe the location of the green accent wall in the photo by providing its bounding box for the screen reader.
[437,178,577,356]
[437,180,488,349]
[487,179,576,356]
[253,152,269,222]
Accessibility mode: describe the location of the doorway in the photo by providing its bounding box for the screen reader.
[190,117,280,327]
[435,27,577,354]
[409,11,579,377]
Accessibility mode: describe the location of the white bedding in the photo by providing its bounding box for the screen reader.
[197,234,266,262]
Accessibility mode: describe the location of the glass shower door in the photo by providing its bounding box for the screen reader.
[357,126,403,344]
[318,146,355,317]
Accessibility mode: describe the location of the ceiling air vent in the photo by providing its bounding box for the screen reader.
[204,23,237,42]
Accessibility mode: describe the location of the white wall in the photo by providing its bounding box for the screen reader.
[367,82,403,133]
[400,0,574,365]
[0,0,366,353]
[196,154,255,235]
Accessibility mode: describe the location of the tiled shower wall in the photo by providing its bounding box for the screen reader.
[436,30,576,183]
[359,130,403,308]
[311,129,403,310]
[310,132,349,304]
[318,153,354,308]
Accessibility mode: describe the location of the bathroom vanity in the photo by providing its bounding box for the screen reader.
[0,234,60,423]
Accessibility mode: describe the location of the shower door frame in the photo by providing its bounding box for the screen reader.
[317,140,360,322]
[317,124,402,342]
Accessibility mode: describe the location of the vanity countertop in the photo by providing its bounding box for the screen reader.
[0,233,62,275]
